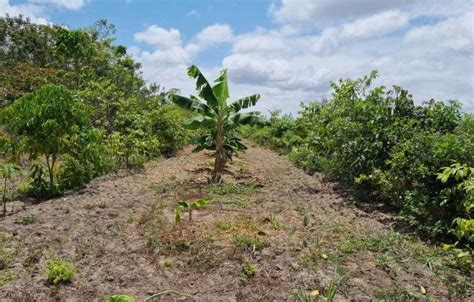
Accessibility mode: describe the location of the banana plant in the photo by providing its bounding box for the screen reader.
[170,65,264,182]
[175,198,209,225]
[1,163,20,216]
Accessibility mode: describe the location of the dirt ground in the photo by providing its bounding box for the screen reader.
[0,145,472,301]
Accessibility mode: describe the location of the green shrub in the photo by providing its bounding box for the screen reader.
[45,258,75,285]
[244,72,473,243]
[59,128,114,190]
[149,104,188,157]
[3,84,91,197]
[438,163,474,247]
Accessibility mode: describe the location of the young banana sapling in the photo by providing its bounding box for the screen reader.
[175,198,209,225]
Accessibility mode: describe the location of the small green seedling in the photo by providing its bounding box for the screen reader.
[15,214,36,225]
[175,198,209,225]
[303,213,310,227]
[45,258,75,285]
[1,163,20,216]
[240,259,257,283]
[106,295,136,302]
[164,259,173,267]
[267,214,280,230]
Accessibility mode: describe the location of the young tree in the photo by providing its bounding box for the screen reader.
[3,84,90,194]
[1,163,20,216]
[171,65,264,182]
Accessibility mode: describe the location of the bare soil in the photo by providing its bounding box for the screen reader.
[0,145,472,301]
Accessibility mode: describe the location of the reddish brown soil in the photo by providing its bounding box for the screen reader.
[0,145,471,301]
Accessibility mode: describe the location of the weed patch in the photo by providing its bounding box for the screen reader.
[240,258,257,283]
[232,234,267,252]
[14,214,36,225]
[208,183,258,195]
[45,258,75,286]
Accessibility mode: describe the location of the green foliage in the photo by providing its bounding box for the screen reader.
[240,259,257,283]
[163,259,173,268]
[438,163,474,245]
[289,289,319,302]
[27,164,50,198]
[58,128,113,190]
[215,220,233,230]
[3,84,90,196]
[171,65,264,182]
[242,262,257,277]
[208,183,257,195]
[303,213,310,227]
[246,72,473,243]
[232,234,267,252]
[106,295,136,302]
[15,214,36,225]
[107,103,188,167]
[175,198,209,224]
[0,16,190,200]
[45,258,75,285]
[1,163,20,216]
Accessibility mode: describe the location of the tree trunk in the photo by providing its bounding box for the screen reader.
[212,144,224,183]
[46,154,56,193]
[212,117,224,183]
[2,178,7,216]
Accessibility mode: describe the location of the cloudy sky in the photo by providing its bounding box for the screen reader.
[2,0,473,113]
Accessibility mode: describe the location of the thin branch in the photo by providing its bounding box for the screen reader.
[144,289,194,301]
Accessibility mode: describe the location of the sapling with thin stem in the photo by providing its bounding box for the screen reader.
[174,198,209,225]
[1,163,20,216]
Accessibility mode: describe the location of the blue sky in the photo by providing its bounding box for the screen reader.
[2,0,474,113]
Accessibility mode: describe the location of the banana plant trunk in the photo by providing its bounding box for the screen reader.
[212,117,225,183]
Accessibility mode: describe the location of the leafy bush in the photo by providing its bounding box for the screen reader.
[4,84,91,195]
[149,104,189,157]
[45,258,75,285]
[438,164,474,246]
[245,72,473,243]
[58,128,114,190]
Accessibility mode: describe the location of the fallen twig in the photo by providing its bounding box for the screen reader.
[145,289,194,301]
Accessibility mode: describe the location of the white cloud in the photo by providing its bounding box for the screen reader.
[134,25,182,49]
[29,0,85,10]
[0,0,86,23]
[131,25,202,93]
[186,9,199,17]
[0,0,47,23]
[195,24,233,47]
[129,1,473,113]
[270,0,410,27]
[405,11,473,55]
[408,0,474,19]
[233,30,286,53]
[220,4,474,113]
[341,9,408,39]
